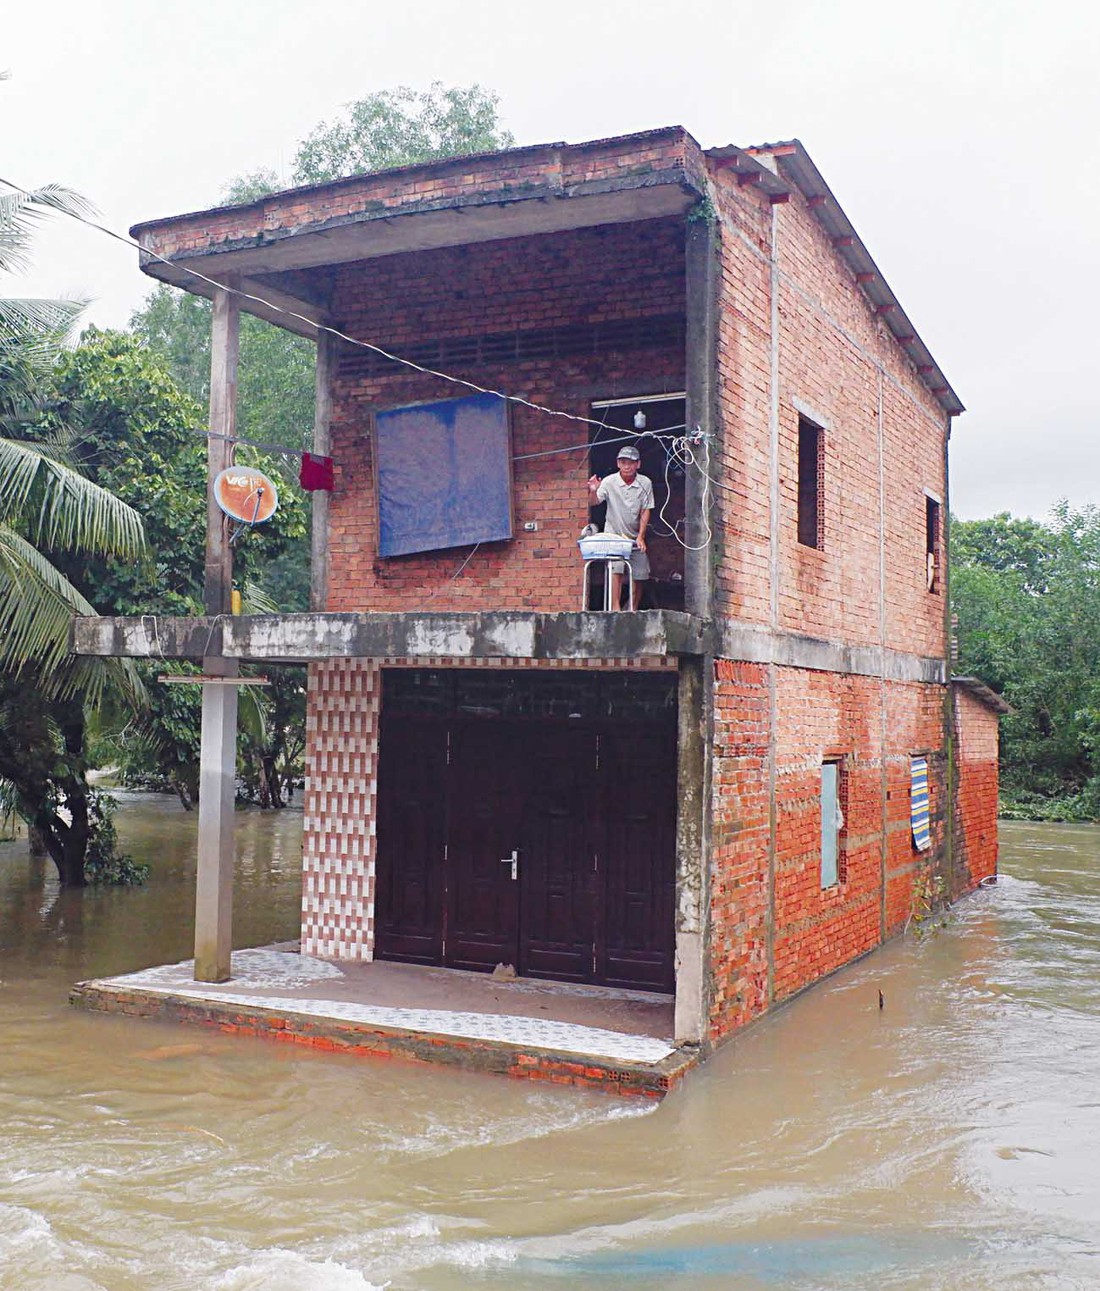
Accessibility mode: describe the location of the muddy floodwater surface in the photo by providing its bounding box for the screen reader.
[1,795,1099,1289]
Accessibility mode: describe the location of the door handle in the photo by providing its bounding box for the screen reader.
[500,849,518,881]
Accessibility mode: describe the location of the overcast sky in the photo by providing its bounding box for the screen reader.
[5,0,1097,520]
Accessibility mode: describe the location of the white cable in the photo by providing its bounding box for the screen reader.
[410,542,482,612]
[0,175,678,445]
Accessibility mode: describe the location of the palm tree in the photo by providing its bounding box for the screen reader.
[0,179,146,883]
[0,181,89,414]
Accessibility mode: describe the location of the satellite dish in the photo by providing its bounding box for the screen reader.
[213,467,279,524]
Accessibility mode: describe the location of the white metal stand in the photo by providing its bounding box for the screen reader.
[581,555,634,611]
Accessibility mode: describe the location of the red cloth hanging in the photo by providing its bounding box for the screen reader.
[299,453,334,492]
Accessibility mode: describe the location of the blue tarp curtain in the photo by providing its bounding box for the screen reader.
[375,392,513,557]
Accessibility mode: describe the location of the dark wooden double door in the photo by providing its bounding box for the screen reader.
[375,715,676,993]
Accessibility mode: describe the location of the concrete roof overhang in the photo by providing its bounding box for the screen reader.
[129,129,707,339]
[72,610,712,665]
[951,675,1012,715]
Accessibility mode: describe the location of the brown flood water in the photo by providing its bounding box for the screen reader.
[2,794,1099,1289]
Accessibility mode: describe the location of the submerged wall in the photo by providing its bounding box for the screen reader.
[707,660,950,1045]
[951,687,1001,890]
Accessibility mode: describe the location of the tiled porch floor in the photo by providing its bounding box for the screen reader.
[72,947,697,1097]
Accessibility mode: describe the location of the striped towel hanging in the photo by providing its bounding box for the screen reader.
[910,755,931,851]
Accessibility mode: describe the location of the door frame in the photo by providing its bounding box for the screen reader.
[373,676,679,993]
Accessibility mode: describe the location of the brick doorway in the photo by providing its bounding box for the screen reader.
[374,669,678,993]
[589,394,687,610]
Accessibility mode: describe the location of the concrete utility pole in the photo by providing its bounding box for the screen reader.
[194,283,240,983]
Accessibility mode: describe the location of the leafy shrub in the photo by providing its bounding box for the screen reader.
[83,791,149,886]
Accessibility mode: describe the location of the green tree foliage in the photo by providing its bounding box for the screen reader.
[294,82,513,184]
[952,505,1100,818]
[1,183,89,411]
[46,329,308,808]
[1,187,146,884]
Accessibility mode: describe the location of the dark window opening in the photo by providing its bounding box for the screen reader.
[797,416,823,549]
[925,496,942,593]
[383,667,678,723]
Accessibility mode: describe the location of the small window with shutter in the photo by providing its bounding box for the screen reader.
[821,760,844,888]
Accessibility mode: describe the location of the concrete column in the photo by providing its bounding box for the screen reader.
[765,204,781,1002]
[684,212,719,621]
[194,657,239,981]
[195,281,241,982]
[309,329,334,612]
[674,654,713,1044]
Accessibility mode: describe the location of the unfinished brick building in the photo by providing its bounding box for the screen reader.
[75,127,1003,1083]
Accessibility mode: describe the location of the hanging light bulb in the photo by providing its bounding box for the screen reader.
[633,409,647,430]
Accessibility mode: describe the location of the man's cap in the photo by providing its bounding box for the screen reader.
[616,446,641,461]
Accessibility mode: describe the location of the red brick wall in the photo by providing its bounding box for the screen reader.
[326,218,686,613]
[706,166,950,660]
[952,689,1000,888]
[710,176,774,627]
[881,683,949,934]
[708,660,949,1042]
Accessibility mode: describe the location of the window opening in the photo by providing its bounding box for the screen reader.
[821,760,844,888]
[925,496,942,593]
[797,416,823,549]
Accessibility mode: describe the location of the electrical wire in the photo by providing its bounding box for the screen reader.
[512,425,685,462]
[2,176,715,554]
[410,542,483,612]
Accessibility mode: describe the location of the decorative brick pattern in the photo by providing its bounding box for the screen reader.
[300,659,381,960]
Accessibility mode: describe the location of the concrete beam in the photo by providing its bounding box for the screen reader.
[71,609,713,663]
[70,611,946,683]
[719,621,947,685]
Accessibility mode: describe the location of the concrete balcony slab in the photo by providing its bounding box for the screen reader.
[71,610,712,664]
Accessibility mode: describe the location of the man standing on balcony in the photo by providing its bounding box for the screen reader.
[587,446,653,610]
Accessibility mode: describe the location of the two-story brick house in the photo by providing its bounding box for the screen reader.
[74,127,1002,1078]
